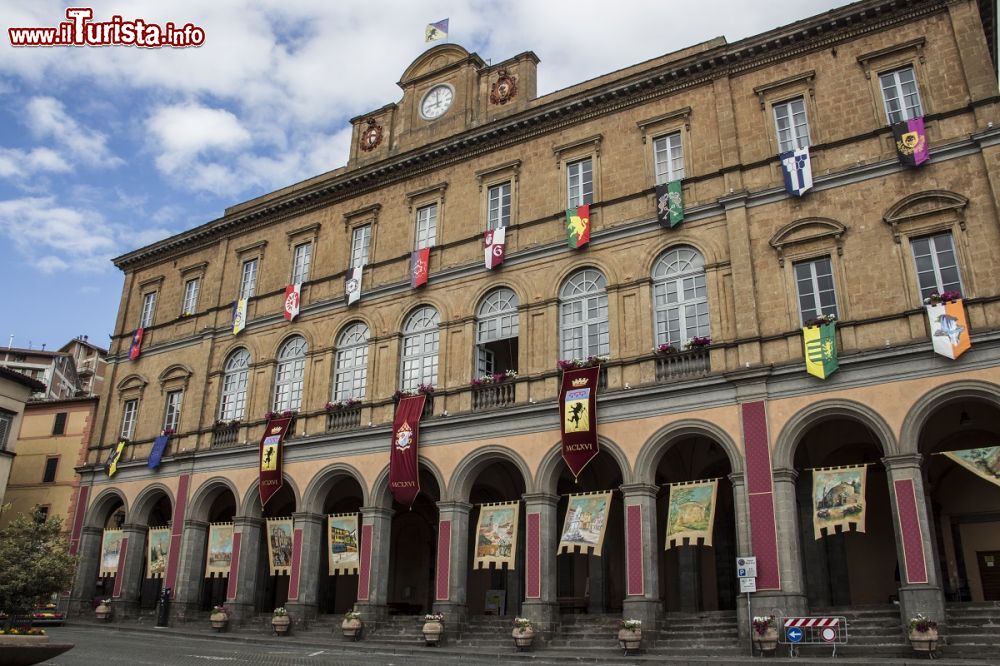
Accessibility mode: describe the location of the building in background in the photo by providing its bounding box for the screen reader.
[0,337,108,401]
[0,367,47,505]
[59,336,109,398]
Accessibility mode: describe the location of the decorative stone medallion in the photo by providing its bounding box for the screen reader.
[490,70,517,105]
[360,119,383,152]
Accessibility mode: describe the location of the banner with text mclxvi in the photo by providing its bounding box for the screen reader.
[560,365,601,480]
[259,416,293,508]
[389,394,426,506]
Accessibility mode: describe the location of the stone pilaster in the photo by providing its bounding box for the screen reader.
[354,506,391,626]
[433,500,472,633]
[113,523,148,619]
[69,525,103,617]
[619,483,660,637]
[286,511,323,625]
[520,492,558,638]
[171,519,208,621]
[228,516,262,623]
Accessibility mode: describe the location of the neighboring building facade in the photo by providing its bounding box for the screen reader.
[70,0,1000,641]
[0,367,47,506]
[0,346,80,400]
[0,396,97,532]
[60,337,109,398]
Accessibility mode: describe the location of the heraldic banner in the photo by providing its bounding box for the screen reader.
[105,438,127,478]
[147,527,170,578]
[560,366,601,480]
[390,394,426,506]
[266,517,294,576]
[803,321,838,380]
[259,415,293,508]
[99,529,124,577]
[558,491,613,556]
[327,513,360,575]
[812,464,868,539]
[474,501,520,570]
[926,298,970,360]
[665,479,719,549]
[940,447,1000,489]
[205,523,234,578]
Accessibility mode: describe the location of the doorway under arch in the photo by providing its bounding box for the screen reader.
[387,466,441,615]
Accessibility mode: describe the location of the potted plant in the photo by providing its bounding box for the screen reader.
[906,613,939,654]
[655,343,678,355]
[271,607,290,635]
[209,605,229,632]
[95,599,112,621]
[341,609,362,641]
[618,618,642,655]
[0,626,48,646]
[752,615,778,655]
[511,616,535,651]
[422,612,444,646]
[684,336,712,351]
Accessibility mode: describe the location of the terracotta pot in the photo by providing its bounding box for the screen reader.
[95,603,112,621]
[210,611,229,632]
[512,626,535,651]
[753,626,779,653]
[618,627,642,653]
[422,620,443,646]
[909,627,938,652]
[341,617,362,640]
[0,634,50,646]
[271,615,291,634]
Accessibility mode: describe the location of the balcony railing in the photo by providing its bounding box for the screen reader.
[655,349,710,382]
[472,382,516,411]
[211,424,241,449]
[326,406,362,432]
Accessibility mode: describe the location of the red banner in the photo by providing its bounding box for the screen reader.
[283,283,301,321]
[560,365,600,480]
[484,227,505,269]
[389,395,426,506]
[411,248,430,288]
[259,416,293,508]
[128,327,143,360]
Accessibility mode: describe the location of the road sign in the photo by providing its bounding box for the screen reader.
[821,627,837,642]
[786,627,803,643]
[736,557,757,578]
[739,576,756,593]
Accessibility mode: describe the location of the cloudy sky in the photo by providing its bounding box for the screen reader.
[0,0,845,352]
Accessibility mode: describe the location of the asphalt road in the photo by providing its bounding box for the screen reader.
[40,626,524,666]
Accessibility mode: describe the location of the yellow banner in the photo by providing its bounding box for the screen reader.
[473,502,519,570]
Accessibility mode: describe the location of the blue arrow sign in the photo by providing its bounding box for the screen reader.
[786,627,803,643]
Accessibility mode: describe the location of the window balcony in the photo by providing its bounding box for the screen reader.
[211,422,241,449]
[472,381,516,411]
[326,406,362,432]
[655,348,710,382]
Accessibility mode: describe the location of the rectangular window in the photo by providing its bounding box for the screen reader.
[182,278,200,315]
[140,292,157,328]
[879,66,923,124]
[164,390,183,432]
[52,412,67,435]
[794,257,839,324]
[487,182,511,230]
[291,242,312,284]
[567,158,593,207]
[773,97,811,152]
[911,232,962,300]
[240,258,258,299]
[653,132,684,184]
[42,457,58,483]
[415,203,438,250]
[35,506,49,523]
[120,399,138,440]
[351,224,371,268]
[0,411,12,451]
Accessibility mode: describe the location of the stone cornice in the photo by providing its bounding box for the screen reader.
[111,0,947,273]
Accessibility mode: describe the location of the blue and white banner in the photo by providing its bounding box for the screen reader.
[780,146,813,197]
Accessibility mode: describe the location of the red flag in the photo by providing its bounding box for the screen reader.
[484,227,506,269]
[128,328,144,360]
[411,248,430,288]
[259,416,293,507]
[560,366,600,480]
[283,283,301,321]
[389,395,426,506]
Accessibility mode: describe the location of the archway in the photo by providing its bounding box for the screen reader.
[85,491,126,608]
[386,466,441,615]
[258,485,297,613]
[188,482,238,611]
[130,489,173,611]
[316,474,364,615]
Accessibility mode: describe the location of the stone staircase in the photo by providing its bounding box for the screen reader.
[944,602,1000,657]
[655,610,742,656]
[361,614,428,646]
[451,615,517,649]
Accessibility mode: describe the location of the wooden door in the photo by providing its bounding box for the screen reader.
[977,551,1000,600]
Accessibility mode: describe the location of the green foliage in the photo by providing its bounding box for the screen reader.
[0,507,77,615]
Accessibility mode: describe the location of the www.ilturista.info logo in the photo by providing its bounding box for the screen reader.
[9,8,205,48]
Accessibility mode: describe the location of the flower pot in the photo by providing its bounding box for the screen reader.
[341,617,362,641]
[618,628,642,655]
[0,634,49,646]
[271,615,291,635]
[95,603,112,621]
[753,626,779,654]
[908,627,938,653]
[422,620,443,646]
[512,626,535,651]
[209,611,229,632]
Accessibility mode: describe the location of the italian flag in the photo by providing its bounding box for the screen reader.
[566,204,590,249]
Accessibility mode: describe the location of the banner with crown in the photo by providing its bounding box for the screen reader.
[560,365,601,480]
[259,415,293,508]
[390,394,426,506]
[327,513,360,575]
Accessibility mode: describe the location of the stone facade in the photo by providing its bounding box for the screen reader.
[71,0,1000,640]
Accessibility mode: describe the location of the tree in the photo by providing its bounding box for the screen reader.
[0,507,77,626]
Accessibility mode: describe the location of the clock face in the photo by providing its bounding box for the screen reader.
[421,85,454,120]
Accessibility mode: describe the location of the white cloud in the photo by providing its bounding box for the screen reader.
[147,103,251,170]
[0,146,70,179]
[25,96,123,168]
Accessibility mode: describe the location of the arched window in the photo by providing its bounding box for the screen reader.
[652,247,709,346]
[559,269,609,359]
[219,348,251,420]
[273,336,307,411]
[476,288,519,375]
[333,322,369,401]
[400,307,439,391]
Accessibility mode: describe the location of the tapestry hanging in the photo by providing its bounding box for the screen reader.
[940,447,1000,489]
[473,501,519,570]
[146,527,170,579]
[99,529,124,577]
[665,479,719,549]
[558,491,613,556]
[812,464,868,539]
[205,523,234,578]
[265,517,294,576]
[327,513,360,575]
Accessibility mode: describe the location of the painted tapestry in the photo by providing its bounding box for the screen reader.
[327,514,360,575]
[665,479,718,549]
[558,491,612,556]
[812,465,867,539]
[205,523,234,578]
[99,529,123,577]
[146,527,170,578]
[473,501,519,570]
[266,517,294,576]
[942,447,1000,489]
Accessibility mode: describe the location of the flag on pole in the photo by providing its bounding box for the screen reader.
[484,227,506,269]
[283,284,301,322]
[425,19,448,42]
[411,248,430,288]
[892,116,929,167]
[128,328,143,360]
[232,299,247,335]
[780,146,813,196]
[566,204,590,249]
[655,180,684,227]
[345,267,362,306]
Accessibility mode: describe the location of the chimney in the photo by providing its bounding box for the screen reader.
[41,343,46,351]
[84,335,88,342]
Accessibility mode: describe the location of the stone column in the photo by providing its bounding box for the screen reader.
[69,526,103,617]
[171,519,209,621]
[286,511,323,624]
[883,454,945,628]
[521,492,558,638]
[114,523,148,619]
[748,469,807,622]
[228,516,262,623]
[433,500,472,632]
[355,506,391,626]
[619,483,660,637]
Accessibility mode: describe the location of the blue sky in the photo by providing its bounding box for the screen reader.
[0,0,843,352]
